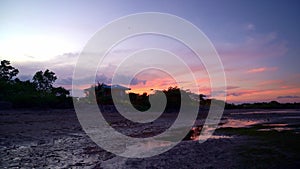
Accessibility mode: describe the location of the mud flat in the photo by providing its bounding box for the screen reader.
[0,109,299,168]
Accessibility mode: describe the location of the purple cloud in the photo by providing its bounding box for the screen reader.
[277,95,300,99]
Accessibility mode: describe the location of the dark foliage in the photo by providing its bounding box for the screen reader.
[85,82,300,111]
[0,60,19,81]
[85,83,197,113]
[0,60,73,109]
[225,101,300,109]
[128,92,150,112]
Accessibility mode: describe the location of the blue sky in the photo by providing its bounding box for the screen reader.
[1,0,300,102]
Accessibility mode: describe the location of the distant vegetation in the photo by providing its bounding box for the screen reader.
[0,60,72,109]
[84,82,300,111]
[83,83,199,112]
[1,59,299,110]
[225,101,300,109]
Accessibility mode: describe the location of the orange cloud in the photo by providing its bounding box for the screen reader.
[227,87,300,103]
[129,76,178,94]
[247,67,277,73]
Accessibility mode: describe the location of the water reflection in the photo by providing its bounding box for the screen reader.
[230,110,300,115]
[222,110,300,134]
[133,110,300,151]
[220,119,263,128]
[263,123,288,127]
[257,127,293,132]
[183,126,233,141]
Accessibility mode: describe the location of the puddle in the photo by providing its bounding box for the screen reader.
[184,126,202,140]
[231,110,300,115]
[283,116,300,119]
[183,126,233,141]
[195,134,233,141]
[258,127,293,132]
[263,123,288,127]
[220,119,263,128]
[258,123,298,132]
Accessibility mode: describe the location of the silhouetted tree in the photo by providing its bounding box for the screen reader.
[52,86,70,97]
[33,69,57,93]
[0,60,19,82]
[199,94,206,102]
[0,60,72,108]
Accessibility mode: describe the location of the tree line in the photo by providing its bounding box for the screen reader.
[2,59,299,110]
[225,101,300,109]
[0,60,72,109]
[83,83,201,112]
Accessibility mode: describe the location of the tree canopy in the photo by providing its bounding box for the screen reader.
[0,60,72,109]
[0,60,19,82]
[33,69,57,93]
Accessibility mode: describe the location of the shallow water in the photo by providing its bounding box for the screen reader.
[230,109,300,115]
[222,109,300,134]
[257,127,294,132]
[263,123,288,127]
[179,109,300,142]
[220,119,264,128]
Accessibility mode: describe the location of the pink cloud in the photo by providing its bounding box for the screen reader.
[226,87,300,103]
[247,67,277,73]
[257,80,283,86]
[280,85,290,89]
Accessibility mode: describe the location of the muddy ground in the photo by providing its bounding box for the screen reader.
[0,109,299,168]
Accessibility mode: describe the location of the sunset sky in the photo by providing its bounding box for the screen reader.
[1,0,300,103]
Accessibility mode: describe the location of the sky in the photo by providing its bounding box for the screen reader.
[1,0,300,103]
